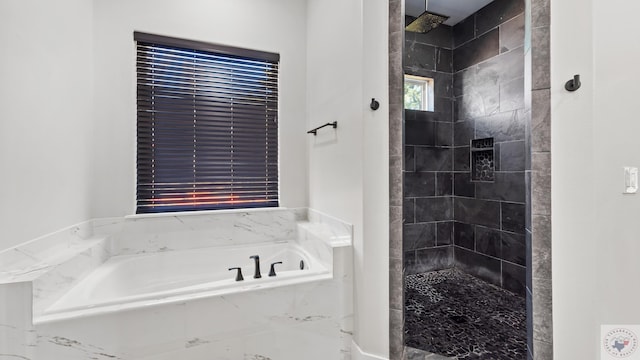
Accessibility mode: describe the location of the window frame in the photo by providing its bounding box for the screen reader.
[404,74,434,112]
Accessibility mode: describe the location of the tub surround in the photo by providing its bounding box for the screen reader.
[0,219,116,319]
[0,208,353,360]
[0,282,36,360]
[115,208,298,256]
[0,220,113,360]
[0,219,112,284]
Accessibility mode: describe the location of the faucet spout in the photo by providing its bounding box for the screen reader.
[249,255,261,279]
[228,267,244,281]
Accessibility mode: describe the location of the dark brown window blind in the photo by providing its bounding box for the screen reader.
[135,32,279,214]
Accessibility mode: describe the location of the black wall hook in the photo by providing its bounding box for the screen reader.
[565,74,581,92]
[370,98,380,110]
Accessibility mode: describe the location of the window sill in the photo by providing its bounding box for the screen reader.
[125,206,289,220]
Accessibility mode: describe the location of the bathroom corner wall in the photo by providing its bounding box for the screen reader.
[0,0,94,252]
[451,0,527,296]
[403,26,455,275]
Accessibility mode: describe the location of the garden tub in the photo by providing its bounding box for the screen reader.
[39,240,329,323]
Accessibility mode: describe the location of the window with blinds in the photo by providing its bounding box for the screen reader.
[135,32,279,214]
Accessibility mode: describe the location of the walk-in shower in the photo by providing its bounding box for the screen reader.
[401,0,529,357]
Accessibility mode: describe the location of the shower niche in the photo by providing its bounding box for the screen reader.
[471,137,495,182]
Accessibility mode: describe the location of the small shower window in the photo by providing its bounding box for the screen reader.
[404,75,434,111]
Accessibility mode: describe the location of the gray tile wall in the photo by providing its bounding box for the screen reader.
[389,0,405,358]
[391,0,553,358]
[527,0,553,356]
[404,109,456,274]
[403,24,456,275]
[451,0,527,297]
[404,24,454,117]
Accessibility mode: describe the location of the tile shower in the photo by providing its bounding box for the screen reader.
[402,0,528,357]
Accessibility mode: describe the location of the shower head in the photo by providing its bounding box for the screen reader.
[405,11,449,33]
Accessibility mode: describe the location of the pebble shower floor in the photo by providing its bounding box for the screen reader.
[405,269,527,359]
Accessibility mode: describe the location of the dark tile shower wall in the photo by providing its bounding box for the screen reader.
[452,0,527,296]
[404,24,454,117]
[403,25,455,275]
[402,0,526,296]
[404,109,456,274]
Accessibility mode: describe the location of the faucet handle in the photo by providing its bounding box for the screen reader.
[268,262,283,277]
[228,267,244,281]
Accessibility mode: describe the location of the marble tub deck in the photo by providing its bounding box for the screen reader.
[405,269,526,360]
[0,208,354,360]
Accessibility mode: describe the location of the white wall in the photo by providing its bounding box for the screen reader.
[361,0,390,356]
[0,0,94,252]
[551,0,598,357]
[552,0,640,358]
[592,0,640,343]
[306,0,366,350]
[91,0,309,217]
[307,0,389,356]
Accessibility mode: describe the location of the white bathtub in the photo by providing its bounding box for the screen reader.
[40,240,330,323]
[3,209,353,359]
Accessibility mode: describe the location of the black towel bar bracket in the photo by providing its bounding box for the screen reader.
[307,121,337,136]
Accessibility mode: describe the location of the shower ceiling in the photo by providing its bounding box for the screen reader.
[405,0,495,26]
